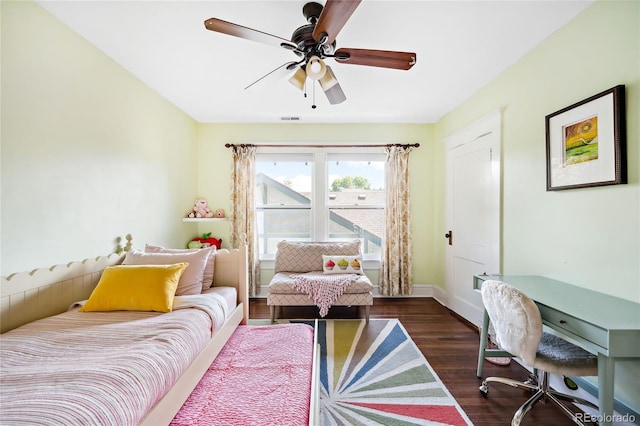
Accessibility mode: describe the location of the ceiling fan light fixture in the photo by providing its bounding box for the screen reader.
[318,67,338,90]
[306,55,327,80]
[288,67,306,90]
[204,1,417,106]
[319,66,346,104]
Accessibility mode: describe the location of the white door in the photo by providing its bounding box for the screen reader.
[445,111,502,327]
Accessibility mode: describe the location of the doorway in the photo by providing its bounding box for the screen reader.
[444,111,502,327]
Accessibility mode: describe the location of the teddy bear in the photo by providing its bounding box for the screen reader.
[188,198,214,218]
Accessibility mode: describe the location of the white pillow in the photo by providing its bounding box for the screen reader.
[145,244,216,291]
[322,255,364,275]
[123,249,209,295]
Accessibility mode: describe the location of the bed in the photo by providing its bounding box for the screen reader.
[0,239,250,426]
[171,322,319,426]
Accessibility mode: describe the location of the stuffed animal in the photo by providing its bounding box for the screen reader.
[189,233,222,249]
[214,209,225,218]
[188,198,214,218]
[187,240,203,249]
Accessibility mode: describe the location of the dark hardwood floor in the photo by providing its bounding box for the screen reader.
[250,297,589,426]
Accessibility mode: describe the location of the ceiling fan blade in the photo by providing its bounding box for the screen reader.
[245,61,299,91]
[319,66,346,105]
[204,18,297,51]
[335,48,417,70]
[312,0,362,45]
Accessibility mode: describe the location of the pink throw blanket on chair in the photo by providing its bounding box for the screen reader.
[292,273,356,316]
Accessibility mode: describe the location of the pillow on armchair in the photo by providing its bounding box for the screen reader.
[322,255,364,275]
[274,240,362,273]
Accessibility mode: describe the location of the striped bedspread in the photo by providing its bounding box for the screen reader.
[0,293,229,426]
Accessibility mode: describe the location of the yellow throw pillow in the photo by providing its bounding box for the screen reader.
[79,263,188,313]
[123,249,209,296]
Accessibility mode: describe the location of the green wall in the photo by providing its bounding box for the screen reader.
[1,1,199,275]
[196,123,435,285]
[436,0,639,301]
[435,0,639,409]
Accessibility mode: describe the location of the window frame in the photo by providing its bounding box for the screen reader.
[255,147,386,264]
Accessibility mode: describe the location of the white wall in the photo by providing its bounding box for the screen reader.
[435,0,639,411]
[1,1,199,275]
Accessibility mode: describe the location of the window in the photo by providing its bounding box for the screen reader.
[255,150,385,259]
[255,153,313,255]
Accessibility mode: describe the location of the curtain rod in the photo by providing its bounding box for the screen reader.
[224,143,420,149]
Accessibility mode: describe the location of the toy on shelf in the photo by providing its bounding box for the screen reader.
[188,232,222,249]
[187,198,214,219]
[214,209,225,218]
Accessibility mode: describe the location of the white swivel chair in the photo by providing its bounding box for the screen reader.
[479,280,599,426]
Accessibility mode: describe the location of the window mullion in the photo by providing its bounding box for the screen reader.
[255,150,385,258]
[313,152,327,240]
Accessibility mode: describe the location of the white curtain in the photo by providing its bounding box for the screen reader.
[229,145,259,296]
[380,145,414,296]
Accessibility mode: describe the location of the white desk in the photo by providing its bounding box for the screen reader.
[474,274,640,426]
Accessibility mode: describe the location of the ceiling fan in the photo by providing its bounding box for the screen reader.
[204,0,416,106]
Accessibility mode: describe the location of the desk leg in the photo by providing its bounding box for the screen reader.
[598,353,614,426]
[477,309,490,377]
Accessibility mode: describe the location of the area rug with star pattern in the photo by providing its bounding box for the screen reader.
[292,319,472,426]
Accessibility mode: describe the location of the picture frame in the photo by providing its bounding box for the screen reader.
[545,85,626,191]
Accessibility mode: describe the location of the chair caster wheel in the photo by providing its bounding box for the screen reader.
[524,374,538,387]
[479,383,489,397]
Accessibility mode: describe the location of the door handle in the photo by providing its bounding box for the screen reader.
[445,231,453,246]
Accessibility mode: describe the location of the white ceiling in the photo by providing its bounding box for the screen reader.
[36,1,594,124]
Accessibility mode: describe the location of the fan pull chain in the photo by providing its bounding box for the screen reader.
[312,81,317,109]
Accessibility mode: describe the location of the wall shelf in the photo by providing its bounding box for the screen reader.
[182,218,228,223]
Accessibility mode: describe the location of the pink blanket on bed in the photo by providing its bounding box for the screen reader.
[292,272,356,316]
[171,324,314,426]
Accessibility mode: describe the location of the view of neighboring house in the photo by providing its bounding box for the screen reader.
[256,173,384,255]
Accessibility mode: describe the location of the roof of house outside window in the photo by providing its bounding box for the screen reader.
[256,173,385,241]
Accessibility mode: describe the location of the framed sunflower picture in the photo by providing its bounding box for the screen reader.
[545,85,627,191]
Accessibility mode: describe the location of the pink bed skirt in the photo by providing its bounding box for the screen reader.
[171,323,315,426]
